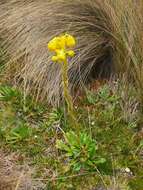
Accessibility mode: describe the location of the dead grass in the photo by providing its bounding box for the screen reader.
[0,150,45,190]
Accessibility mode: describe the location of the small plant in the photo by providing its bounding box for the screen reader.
[44,108,66,128]
[48,34,78,128]
[5,124,31,144]
[56,131,106,172]
[85,84,120,105]
[0,85,20,102]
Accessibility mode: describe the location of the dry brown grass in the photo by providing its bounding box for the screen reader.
[0,150,29,190]
[0,150,45,190]
[0,0,143,105]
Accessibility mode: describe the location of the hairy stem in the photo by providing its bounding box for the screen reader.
[61,59,79,128]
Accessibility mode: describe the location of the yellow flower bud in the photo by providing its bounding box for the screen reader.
[48,37,58,51]
[57,49,66,62]
[65,34,76,48]
[58,35,66,49]
[52,56,58,62]
[67,50,75,57]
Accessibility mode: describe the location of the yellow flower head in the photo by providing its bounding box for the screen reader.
[48,34,76,62]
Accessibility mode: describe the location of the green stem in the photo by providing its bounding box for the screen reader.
[61,59,79,129]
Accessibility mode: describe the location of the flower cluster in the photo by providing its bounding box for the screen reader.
[47,34,76,62]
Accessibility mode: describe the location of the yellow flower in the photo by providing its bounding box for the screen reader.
[67,50,75,57]
[52,55,58,62]
[48,33,76,62]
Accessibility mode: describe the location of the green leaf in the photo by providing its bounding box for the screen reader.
[94,158,106,164]
[98,85,110,100]
[0,85,20,101]
[85,90,97,105]
[139,140,143,148]
[56,139,71,152]
[6,125,31,144]
[65,131,78,146]
[12,125,31,139]
[73,162,81,171]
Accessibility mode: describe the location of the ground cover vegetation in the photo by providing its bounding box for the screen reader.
[0,73,143,189]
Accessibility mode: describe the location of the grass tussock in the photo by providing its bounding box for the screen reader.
[0,0,143,104]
